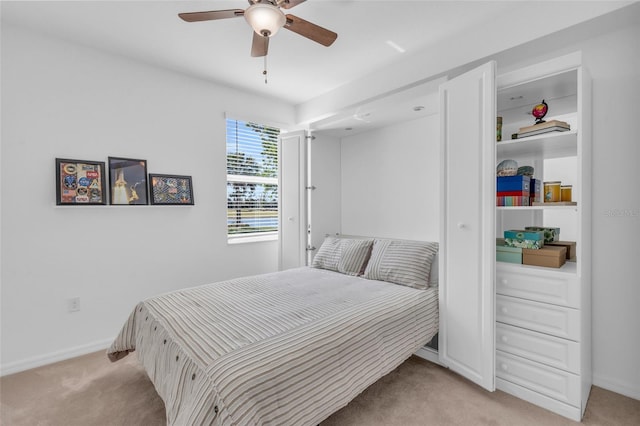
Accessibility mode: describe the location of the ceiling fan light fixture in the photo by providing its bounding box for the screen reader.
[244,3,286,37]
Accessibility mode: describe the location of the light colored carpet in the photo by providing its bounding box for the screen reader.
[1,350,638,425]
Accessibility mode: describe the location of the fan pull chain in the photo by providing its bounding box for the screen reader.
[263,55,268,84]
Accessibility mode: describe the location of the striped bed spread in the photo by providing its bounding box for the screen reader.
[108,266,439,425]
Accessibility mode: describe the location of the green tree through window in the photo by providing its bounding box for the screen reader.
[226,119,280,238]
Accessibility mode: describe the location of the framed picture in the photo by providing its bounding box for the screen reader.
[55,158,107,205]
[149,174,194,205]
[108,157,149,205]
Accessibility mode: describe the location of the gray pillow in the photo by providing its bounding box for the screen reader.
[363,239,439,289]
[311,237,373,276]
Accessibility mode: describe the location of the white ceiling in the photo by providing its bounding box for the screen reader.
[1,0,519,104]
[2,1,634,136]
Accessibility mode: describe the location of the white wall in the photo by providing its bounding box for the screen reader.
[580,23,640,400]
[0,25,295,374]
[341,114,440,242]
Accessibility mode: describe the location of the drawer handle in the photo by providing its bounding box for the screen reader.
[501,363,509,371]
[501,278,508,285]
[501,335,508,343]
[501,307,508,314]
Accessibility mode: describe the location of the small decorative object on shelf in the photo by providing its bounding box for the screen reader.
[546,240,577,261]
[530,178,542,204]
[497,116,503,142]
[497,159,518,176]
[503,229,545,249]
[496,238,522,264]
[524,226,560,243]
[544,181,561,202]
[497,196,530,206]
[497,175,530,193]
[522,246,567,268]
[497,175,531,206]
[532,99,548,124]
[561,185,572,202]
[517,165,534,176]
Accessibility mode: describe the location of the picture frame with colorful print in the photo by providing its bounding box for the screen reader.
[149,174,194,205]
[108,157,149,205]
[55,158,107,205]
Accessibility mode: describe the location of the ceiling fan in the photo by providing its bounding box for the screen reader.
[178,0,338,57]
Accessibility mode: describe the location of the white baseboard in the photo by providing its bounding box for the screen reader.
[0,338,113,377]
[593,373,640,401]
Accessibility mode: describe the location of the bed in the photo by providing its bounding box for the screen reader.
[108,237,439,425]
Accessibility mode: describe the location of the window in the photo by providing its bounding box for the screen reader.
[226,118,280,241]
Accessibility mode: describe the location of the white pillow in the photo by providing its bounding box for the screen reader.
[363,239,439,289]
[311,237,373,276]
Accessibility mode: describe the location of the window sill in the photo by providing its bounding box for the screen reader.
[228,233,278,245]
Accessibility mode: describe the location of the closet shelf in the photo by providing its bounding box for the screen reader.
[497,205,578,211]
[497,130,577,160]
[497,259,578,276]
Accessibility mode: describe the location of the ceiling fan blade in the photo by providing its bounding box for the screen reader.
[178,9,244,22]
[279,0,307,9]
[251,32,269,57]
[284,14,337,47]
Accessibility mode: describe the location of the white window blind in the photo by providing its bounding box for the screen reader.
[226,119,280,240]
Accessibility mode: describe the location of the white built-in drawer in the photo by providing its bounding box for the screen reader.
[496,266,580,308]
[496,295,580,341]
[496,350,581,407]
[496,323,580,374]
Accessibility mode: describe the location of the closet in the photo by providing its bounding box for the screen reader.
[439,52,591,421]
[279,131,308,270]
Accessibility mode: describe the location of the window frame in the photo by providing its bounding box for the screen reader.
[226,118,280,244]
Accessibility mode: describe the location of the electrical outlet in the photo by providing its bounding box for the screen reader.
[68,297,80,313]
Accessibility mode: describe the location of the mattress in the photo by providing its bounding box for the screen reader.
[108,266,438,425]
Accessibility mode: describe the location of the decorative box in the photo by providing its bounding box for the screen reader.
[503,229,545,249]
[497,175,530,193]
[522,246,567,268]
[497,190,530,196]
[496,238,522,264]
[530,178,542,203]
[497,196,530,207]
[546,240,576,261]
[524,226,560,243]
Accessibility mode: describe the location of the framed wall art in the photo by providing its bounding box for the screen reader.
[149,174,194,205]
[108,157,149,205]
[55,158,107,205]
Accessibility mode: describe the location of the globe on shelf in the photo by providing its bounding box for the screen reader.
[532,99,548,124]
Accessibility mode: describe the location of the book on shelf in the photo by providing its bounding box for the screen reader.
[518,119,570,134]
[518,126,571,138]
